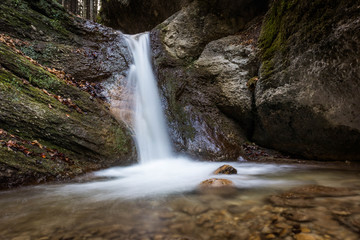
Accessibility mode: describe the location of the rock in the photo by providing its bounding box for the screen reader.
[254,0,360,161]
[275,223,292,229]
[0,0,136,188]
[200,178,234,188]
[150,3,267,160]
[181,204,209,215]
[334,213,360,233]
[268,185,358,209]
[268,195,316,208]
[282,210,315,223]
[99,0,189,34]
[1,0,132,83]
[301,227,311,233]
[331,210,351,216]
[284,185,357,198]
[214,165,237,175]
[198,178,239,197]
[265,233,276,239]
[261,225,272,234]
[195,34,260,138]
[151,29,246,161]
[159,0,268,61]
[11,236,31,240]
[294,233,321,240]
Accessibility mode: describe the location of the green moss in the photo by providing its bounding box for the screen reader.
[258,0,353,80]
[246,76,259,91]
[0,0,75,42]
[0,43,63,91]
[114,127,129,153]
[49,18,71,36]
[165,73,196,141]
[20,42,73,67]
[258,0,297,78]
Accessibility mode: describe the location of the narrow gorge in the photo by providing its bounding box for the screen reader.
[0,0,359,239]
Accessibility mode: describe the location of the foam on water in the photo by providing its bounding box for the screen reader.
[58,160,294,199]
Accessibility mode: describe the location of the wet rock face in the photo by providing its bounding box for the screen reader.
[255,0,360,161]
[99,0,191,34]
[152,30,246,161]
[151,1,267,161]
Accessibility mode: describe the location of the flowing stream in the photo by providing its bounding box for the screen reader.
[0,33,359,240]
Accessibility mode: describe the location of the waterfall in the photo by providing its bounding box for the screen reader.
[124,33,172,163]
[56,32,291,199]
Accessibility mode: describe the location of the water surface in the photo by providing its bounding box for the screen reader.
[0,161,359,240]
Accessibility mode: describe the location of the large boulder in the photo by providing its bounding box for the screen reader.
[151,0,268,161]
[0,0,136,188]
[0,0,132,83]
[160,0,268,61]
[194,31,260,138]
[254,0,360,161]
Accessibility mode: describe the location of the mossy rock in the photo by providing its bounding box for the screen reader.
[0,42,135,189]
[254,0,360,161]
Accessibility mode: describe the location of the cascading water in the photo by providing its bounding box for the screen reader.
[56,32,294,199]
[124,33,172,162]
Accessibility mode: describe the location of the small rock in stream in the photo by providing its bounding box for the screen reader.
[200,178,234,187]
[198,178,238,197]
[214,165,237,175]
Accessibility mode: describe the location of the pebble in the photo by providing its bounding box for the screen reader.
[279,228,289,237]
[153,234,164,240]
[331,210,351,216]
[275,223,292,229]
[11,237,31,240]
[301,227,311,233]
[294,233,321,240]
[265,233,276,239]
[261,225,272,234]
[283,209,315,222]
[182,204,209,215]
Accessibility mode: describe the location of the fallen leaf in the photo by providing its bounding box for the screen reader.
[42,89,51,96]
[31,140,43,149]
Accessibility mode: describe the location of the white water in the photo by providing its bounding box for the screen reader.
[125,33,172,162]
[57,33,296,199]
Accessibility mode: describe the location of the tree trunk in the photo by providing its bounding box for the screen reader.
[70,0,78,15]
[85,0,90,19]
[94,0,98,21]
[89,0,94,21]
